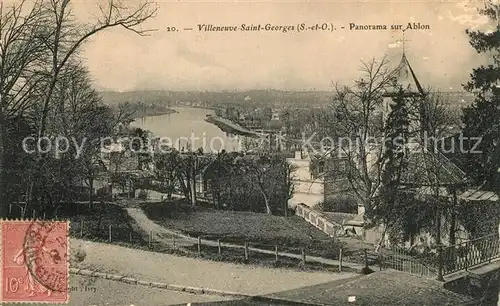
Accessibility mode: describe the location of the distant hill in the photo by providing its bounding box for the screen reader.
[98,89,333,107]
[98,89,476,110]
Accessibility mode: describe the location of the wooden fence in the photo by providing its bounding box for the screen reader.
[74,218,349,270]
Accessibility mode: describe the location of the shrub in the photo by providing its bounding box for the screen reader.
[317,195,357,213]
[137,189,148,200]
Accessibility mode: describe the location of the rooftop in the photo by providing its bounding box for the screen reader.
[385,53,425,96]
[401,142,468,187]
[264,270,474,305]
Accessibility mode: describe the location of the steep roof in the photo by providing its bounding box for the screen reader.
[400,142,468,187]
[386,53,425,96]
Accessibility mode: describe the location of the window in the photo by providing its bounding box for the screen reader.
[317,162,325,174]
[310,159,325,179]
[338,160,346,173]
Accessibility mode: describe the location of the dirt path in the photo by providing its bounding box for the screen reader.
[72,238,358,296]
[125,207,370,271]
[126,207,194,248]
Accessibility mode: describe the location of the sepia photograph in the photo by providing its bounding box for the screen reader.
[0,0,499,305]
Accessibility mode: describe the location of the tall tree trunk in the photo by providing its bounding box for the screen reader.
[262,192,271,215]
[190,165,197,206]
[167,177,173,201]
[449,190,457,246]
[375,223,388,253]
[177,173,190,201]
[257,181,272,215]
[436,203,442,246]
[211,181,220,209]
[88,176,94,208]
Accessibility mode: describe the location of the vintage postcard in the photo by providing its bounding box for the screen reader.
[0,0,499,305]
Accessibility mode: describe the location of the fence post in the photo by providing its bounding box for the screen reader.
[108,225,112,242]
[217,239,221,256]
[80,219,84,238]
[8,203,11,216]
[489,237,493,263]
[244,242,249,261]
[275,245,279,263]
[43,212,46,220]
[32,209,35,219]
[465,242,469,271]
[197,237,201,256]
[129,232,132,243]
[339,248,343,272]
[173,236,176,249]
[301,248,306,265]
[437,244,444,281]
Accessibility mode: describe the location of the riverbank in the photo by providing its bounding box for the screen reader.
[205,114,260,137]
[132,107,177,119]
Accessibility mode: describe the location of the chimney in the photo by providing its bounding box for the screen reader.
[295,150,302,160]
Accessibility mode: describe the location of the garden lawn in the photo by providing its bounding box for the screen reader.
[141,202,349,261]
[142,202,327,243]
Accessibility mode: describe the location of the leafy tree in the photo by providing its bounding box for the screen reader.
[199,152,294,215]
[0,0,157,217]
[154,150,181,201]
[459,2,500,236]
[462,3,500,189]
[367,89,410,246]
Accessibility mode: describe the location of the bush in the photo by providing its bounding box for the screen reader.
[317,195,357,213]
[137,189,148,200]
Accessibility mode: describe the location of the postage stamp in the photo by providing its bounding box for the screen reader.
[0,220,69,304]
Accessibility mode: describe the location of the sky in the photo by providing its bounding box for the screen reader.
[72,0,498,92]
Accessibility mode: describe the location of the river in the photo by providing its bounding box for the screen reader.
[130,107,243,153]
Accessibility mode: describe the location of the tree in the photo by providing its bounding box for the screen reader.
[243,155,273,214]
[329,57,395,212]
[154,150,181,201]
[0,0,51,216]
[236,154,294,215]
[200,152,294,215]
[0,0,157,217]
[458,2,500,238]
[51,64,114,207]
[203,150,232,209]
[462,3,500,191]
[366,88,410,247]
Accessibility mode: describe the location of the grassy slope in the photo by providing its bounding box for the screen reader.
[141,202,352,261]
[59,202,148,246]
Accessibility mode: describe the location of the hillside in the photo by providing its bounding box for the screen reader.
[98,89,476,110]
[99,89,333,107]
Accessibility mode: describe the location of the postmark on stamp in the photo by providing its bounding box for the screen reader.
[0,220,69,304]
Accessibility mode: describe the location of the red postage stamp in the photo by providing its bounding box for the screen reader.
[0,220,69,304]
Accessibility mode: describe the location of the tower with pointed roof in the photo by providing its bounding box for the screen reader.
[382,51,425,133]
